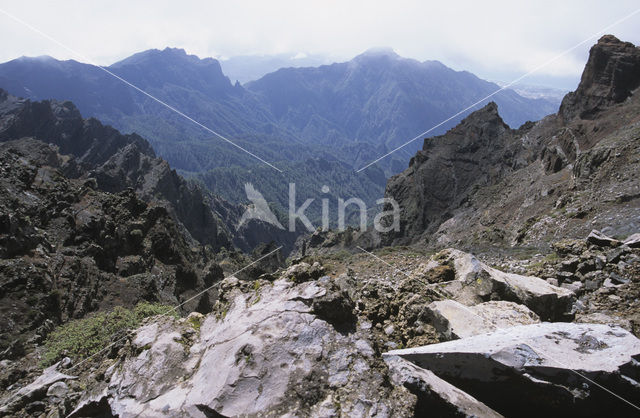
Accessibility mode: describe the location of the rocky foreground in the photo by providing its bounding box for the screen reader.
[1,231,639,417]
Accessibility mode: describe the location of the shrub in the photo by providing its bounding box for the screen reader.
[42,302,177,366]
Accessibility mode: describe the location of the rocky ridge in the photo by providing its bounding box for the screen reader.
[384,35,640,250]
[0,138,224,363]
[0,89,238,250]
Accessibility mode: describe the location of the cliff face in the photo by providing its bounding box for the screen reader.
[385,35,640,249]
[384,102,523,244]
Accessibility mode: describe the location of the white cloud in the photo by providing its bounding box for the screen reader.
[0,0,638,88]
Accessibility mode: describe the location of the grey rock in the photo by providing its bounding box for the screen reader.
[282,261,325,283]
[436,249,574,321]
[426,300,539,341]
[594,255,607,270]
[0,363,76,415]
[561,281,584,294]
[606,246,628,264]
[576,259,596,274]
[575,312,633,331]
[46,382,69,398]
[560,258,580,272]
[624,233,640,248]
[587,230,621,247]
[75,277,415,417]
[610,272,630,285]
[385,355,503,418]
[385,322,640,417]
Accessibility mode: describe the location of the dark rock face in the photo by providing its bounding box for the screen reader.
[0,90,233,250]
[0,90,153,167]
[384,102,521,244]
[92,143,235,250]
[0,139,217,359]
[560,35,640,121]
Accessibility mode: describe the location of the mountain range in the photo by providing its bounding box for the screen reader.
[0,47,558,183]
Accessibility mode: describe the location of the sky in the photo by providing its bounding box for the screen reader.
[0,1,639,90]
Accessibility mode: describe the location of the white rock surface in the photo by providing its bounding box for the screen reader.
[426,300,540,340]
[71,278,414,417]
[385,322,640,416]
[624,232,640,248]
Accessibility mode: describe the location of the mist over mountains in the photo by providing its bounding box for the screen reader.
[219,52,331,84]
[0,47,559,220]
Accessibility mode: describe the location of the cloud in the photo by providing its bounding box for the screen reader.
[0,0,638,88]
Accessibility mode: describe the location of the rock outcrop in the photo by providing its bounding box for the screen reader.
[422,249,574,321]
[0,139,220,361]
[385,35,640,249]
[0,362,75,416]
[0,89,234,250]
[426,300,539,340]
[69,275,415,417]
[386,322,640,417]
[384,102,521,244]
[559,35,640,121]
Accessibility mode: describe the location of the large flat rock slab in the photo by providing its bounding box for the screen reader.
[426,300,539,340]
[385,322,640,417]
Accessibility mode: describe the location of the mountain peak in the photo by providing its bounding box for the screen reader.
[361,47,399,57]
[559,34,640,121]
[110,47,204,68]
[459,101,504,126]
[107,48,234,95]
[354,47,401,63]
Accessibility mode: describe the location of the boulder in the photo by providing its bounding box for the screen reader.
[384,355,503,418]
[282,261,325,283]
[426,300,539,341]
[435,249,574,321]
[0,363,76,415]
[385,322,640,417]
[587,230,621,247]
[623,233,640,248]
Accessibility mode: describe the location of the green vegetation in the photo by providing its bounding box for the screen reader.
[42,302,177,366]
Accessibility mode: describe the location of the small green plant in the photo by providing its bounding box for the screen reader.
[187,315,202,331]
[42,302,176,367]
[544,252,560,263]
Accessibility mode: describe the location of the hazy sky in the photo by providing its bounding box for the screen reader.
[1,1,639,89]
